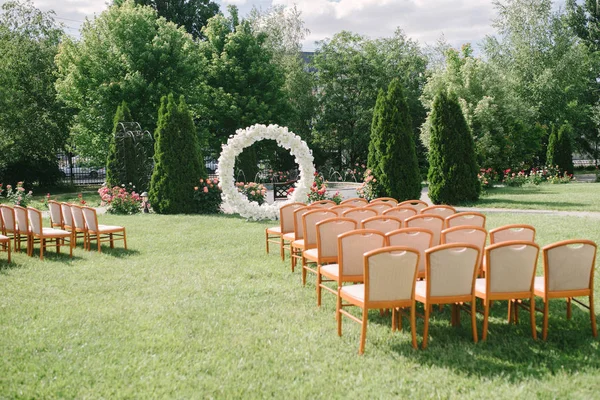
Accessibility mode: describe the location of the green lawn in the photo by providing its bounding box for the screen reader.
[1,212,599,398]
[469,182,600,211]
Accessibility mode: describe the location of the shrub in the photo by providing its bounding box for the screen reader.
[367,80,421,201]
[427,91,480,204]
[149,94,206,214]
[478,168,499,190]
[547,122,574,176]
[236,182,267,205]
[502,169,528,187]
[105,101,134,188]
[5,182,33,207]
[357,169,378,201]
[549,172,573,184]
[194,178,222,214]
[307,172,328,203]
[98,185,142,214]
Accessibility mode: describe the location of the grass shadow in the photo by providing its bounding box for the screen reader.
[95,246,140,257]
[0,260,23,273]
[474,198,587,209]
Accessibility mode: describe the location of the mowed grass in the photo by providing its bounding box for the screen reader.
[469,182,600,211]
[1,212,600,398]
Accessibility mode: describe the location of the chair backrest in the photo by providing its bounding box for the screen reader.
[61,203,74,227]
[316,217,357,261]
[292,206,314,239]
[485,241,540,293]
[446,212,486,229]
[425,243,480,297]
[341,207,378,225]
[420,205,457,220]
[330,205,356,216]
[543,239,597,292]
[71,204,87,231]
[364,202,394,214]
[370,197,398,205]
[279,202,305,234]
[27,207,43,236]
[309,200,336,208]
[382,206,417,223]
[340,197,368,207]
[360,215,403,234]
[338,229,386,278]
[405,214,445,246]
[386,228,434,275]
[398,200,428,212]
[48,200,64,228]
[441,226,487,257]
[489,224,535,244]
[302,209,338,248]
[0,205,15,231]
[14,205,29,234]
[81,206,99,232]
[364,246,419,302]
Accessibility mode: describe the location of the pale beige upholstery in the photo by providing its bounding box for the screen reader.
[420,205,456,220]
[342,208,378,225]
[302,210,337,249]
[398,200,428,212]
[446,212,486,229]
[382,206,417,223]
[48,200,64,229]
[341,198,368,206]
[366,249,418,302]
[339,230,386,276]
[81,206,127,253]
[386,228,433,277]
[370,197,398,205]
[14,206,31,253]
[405,214,444,246]
[365,202,393,215]
[0,205,17,250]
[330,205,355,216]
[425,245,480,297]
[61,203,74,229]
[316,218,357,260]
[441,226,487,272]
[360,216,402,234]
[489,224,535,244]
[266,202,305,260]
[309,200,336,208]
[288,206,314,271]
[27,207,72,260]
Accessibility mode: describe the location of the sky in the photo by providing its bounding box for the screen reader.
[0,0,568,51]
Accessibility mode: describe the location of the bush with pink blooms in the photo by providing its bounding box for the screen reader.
[357,169,378,201]
[5,181,33,207]
[194,178,222,214]
[98,185,142,214]
[236,182,267,205]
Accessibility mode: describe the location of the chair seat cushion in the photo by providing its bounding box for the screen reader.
[94,225,125,234]
[267,226,281,235]
[282,232,295,241]
[303,248,318,261]
[291,239,304,249]
[41,227,71,237]
[340,284,365,302]
[415,280,427,298]
[0,234,9,241]
[320,263,340,279]
[533,276,545,295]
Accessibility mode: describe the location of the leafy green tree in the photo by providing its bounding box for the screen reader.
[149,94,205,214]
[106,101,134,187]
[367,79,421,201]
[547,122,574,175]
[427,91,480,204]
[55,0,207,164]
[0,0,70,185]
[112,0,220,40]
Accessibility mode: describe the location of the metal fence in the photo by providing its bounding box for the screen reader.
[58,153,106,186]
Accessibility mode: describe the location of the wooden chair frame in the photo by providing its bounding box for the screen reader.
[446,212,486,229]
[397,200,428,213]
[369,197,398,205]
[420,205,457,223]
[405,214,445,246]
[27,207,73,260]
[309,200,336,208]
[364,202,394,214]
[382,206,417,223]
[300,209,338,285]
[385,228,434,279]
[360,215,403,234]
[48,200,64,229]
[265,202,305,260]
[14,205,33,255]
[341,207,378,225]
[340,198,368,207]
[489,224,536,245]
[287,206,314,272]
[81,206,127,252]
[0,234,11,263]
[1,205,19,252]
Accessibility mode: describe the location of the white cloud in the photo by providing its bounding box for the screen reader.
[221,0,248,5]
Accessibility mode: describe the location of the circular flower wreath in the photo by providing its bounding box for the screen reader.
[217,124,315,220]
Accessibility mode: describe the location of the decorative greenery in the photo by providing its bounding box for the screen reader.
[547,122,574,176]
[502,169,528,187]
[368,79,421,201]
[5,181,33,207]
[149,94,206,214]
[477,168,499,190]
[236,182,267,205]
[357,169,378,201]
[105,101,134,188]
[98,185,142,214]
[193,178,222,214]
[306,172,343,204]
[427,90,480,204]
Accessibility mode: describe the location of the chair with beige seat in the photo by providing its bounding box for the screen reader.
[81,206,127,252]
[330,204,356,216]
[27,207,73,260]
[14,206,33,254]
[475,241,540,340]
[47,200,64,229]
[397,200,428,212]
[285,206,314,272]
[0,205,17,250]
[70,204,89,250]
[265,202,305,260]
[309,200,336,208]
[341,207,378,225]
[445,212,486,229]
[0,213,11,263]
[360,215,403,235]
[420,205,457,223]
[300,209,338,285]
[364,201,394,215]
[441,226,487,275]
[370,197,398,205]
[340,197,368,207]
[535,239,597,340]
[405,214,445,246]
[337,246,420,354]
[382,206,417,224]
[386,228,433,280]
[489,224,535,244]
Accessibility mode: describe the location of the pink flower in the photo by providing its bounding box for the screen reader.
[203,187,208,193]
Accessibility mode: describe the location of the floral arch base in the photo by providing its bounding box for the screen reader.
[217,124,315,220]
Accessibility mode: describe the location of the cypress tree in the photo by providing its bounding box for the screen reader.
[367,79,421,200]
[106,101,133,188]
[149,94,206,214]
[427,90,480,204]
[546,125,558,168]
[547,122,574,175]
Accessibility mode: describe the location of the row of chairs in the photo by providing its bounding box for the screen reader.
[0,202,126,261]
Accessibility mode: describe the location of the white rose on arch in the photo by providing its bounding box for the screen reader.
[217,124,315,220]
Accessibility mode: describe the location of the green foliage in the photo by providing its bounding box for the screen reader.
[193,177,222,214]
[547,122,574,175]
[4,181,33,207]
[55,0,207,164]
[235,182,267,205]
[367,79,421,201]
[149,94,206,214]
[427,90,480,204]
[106,101,134,188]
[0,1,70,185]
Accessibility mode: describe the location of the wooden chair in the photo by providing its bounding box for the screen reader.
[360,215,403,235]
[489,224,535,244]
[27,207,72,260]
[300,209,338,285]
[319,229,386,309]
[265,202,305,260]
[420,205,457,222]
[81,206,127,252]
[446,212,486,229]
[365,202,394,215]
[14,205,33,254]
[48,200,64,229]
[398,200,428,213]
[312,217,358,306]
[535,239,597,340]
[330,204,356,216]
[0,205,18,251]
[370,197,398,205]
[60,202,75,234]
[341,198,368,207]
[286,206,314,272]
[342,207,378,225]
[415,243,480,349]
[309,200,336,208]
[382,206,417,224]
[405,214,445,246]
[70,204,89,250]
[476,241,540,340]
[0,234,10,263]
[441,226,487,275]
[338,246,420,354]
[386,228,433,280]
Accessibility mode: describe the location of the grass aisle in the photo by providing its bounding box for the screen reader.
[1,212,599,398]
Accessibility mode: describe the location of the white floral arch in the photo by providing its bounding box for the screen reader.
[217,124,315,220]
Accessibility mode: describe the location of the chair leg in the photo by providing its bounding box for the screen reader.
[410,302,417,349]
[39,240,44,261]
[542,299,549,341]
[6,241,11,263]
[529,296,537,340]
[397,308,403,331]
[316,267,322,306]
[590,293,597,337]
[567,297,572,320]
[109,233,114,248]
[279,237,284,260]
[359,308,368,355]
[301,256,307,286]
[482,300,490,341]
[265,229,269,254]
[336,291,343,337]
[392,308,397,332]
[507,299,513,324]
[422,303,430,350]
[123,229,127,249]
[97,234,101,253]
[471,300,478,343]
[514,299,520,324]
